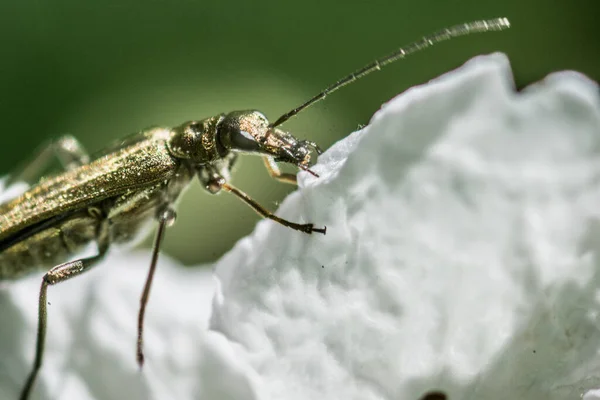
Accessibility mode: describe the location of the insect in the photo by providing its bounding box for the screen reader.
[0,18,510,400]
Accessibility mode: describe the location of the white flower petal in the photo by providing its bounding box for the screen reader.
[1,53,600,400]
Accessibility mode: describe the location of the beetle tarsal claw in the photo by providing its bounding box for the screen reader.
[313,225,327,235]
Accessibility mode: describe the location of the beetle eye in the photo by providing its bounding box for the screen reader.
[239,130,254,141]
[230,129,261,152]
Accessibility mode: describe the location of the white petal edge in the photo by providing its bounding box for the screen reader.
[0,53,599,400]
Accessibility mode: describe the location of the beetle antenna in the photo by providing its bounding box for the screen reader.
[269,17,510,129]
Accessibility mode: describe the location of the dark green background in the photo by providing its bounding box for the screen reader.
[0,1,597,265]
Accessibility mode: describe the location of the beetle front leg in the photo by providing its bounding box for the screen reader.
[8,135,90,186]
[262,156,298,185]
[222,182,326,235]
[20,237,109,400]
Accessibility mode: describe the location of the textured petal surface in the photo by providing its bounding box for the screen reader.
[1,53,600,400]
[213,53,600,400]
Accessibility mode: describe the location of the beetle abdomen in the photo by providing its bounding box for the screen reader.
[0,213,97,280]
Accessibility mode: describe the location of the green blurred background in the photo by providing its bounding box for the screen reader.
[0,1,597,265]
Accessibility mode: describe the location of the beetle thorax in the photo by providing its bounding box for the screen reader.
[167,114,226,164]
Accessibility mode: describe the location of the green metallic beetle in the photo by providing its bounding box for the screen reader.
[0,18,510,400]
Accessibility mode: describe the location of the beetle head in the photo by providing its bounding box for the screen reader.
[218,110,321,175]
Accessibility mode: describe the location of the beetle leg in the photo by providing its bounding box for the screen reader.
[262,156,298,185]
[8,135,90,186]
[136,206,176,367]
[221,182,326,235]
[20,226,109,400]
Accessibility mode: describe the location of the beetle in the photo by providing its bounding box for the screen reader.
[0,18,510,400]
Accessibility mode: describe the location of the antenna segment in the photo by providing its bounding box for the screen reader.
[270,17,510,128]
